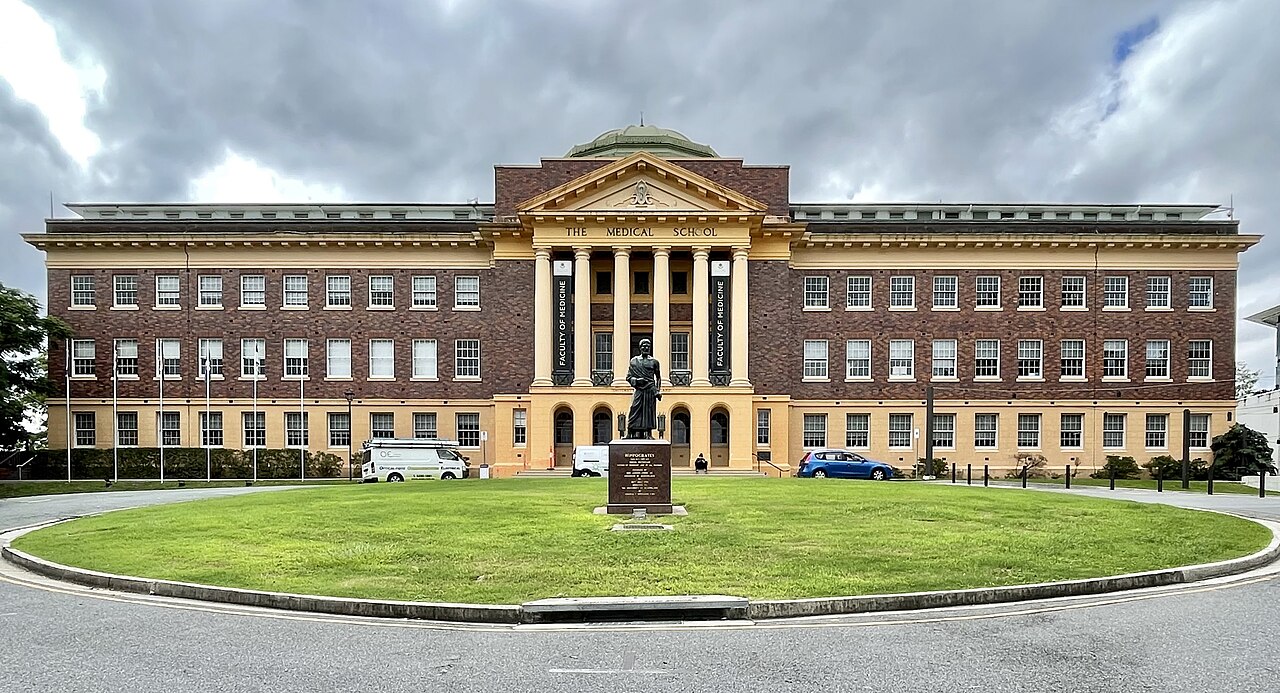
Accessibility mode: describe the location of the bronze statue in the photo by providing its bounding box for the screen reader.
[625,338,662,439]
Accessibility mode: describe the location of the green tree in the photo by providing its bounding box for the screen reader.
[1090,455,1141,480]
[0,284,71,450]
[1210,423,1276,481]
[1235,362,1261,398]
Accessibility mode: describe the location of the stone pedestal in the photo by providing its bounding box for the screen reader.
[606,438,672,514]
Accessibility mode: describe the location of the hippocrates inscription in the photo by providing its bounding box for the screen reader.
[608,443,672,507]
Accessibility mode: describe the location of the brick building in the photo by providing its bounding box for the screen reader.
[24,125,1261,476]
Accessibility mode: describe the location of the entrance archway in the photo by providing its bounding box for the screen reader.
[592,407,613,445]
[670,407,691,467]
[710,408,730,468]
[553,407,574,467]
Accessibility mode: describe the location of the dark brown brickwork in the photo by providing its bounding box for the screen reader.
[495,159,790,217]
[49,261,534,400]
[749,265,1236,401]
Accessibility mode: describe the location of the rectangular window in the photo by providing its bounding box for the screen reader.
[200,411,223,447]
[976,276,1001,307]
[412,276,437,308]
[595,271,612,295]
[240,275,265,306]
[285,412,309,447]
[888,413,913,448]
[846,413,870,448]
[327,339,351,378]
[1103,413,1126,449]
[1060,413,1083,448]
[1146,414,1168,448]
[158,339,181,377]
[975,339,1000,378]
[369,339,394,378]
[1060,340,1085,378]
[1061,276,1086,308]
[932,276,957,308]
[284,339,309,378]
[803,340,829,379]
[72,275,95,306]
[889,339,914,379]
[975,414,998,448]
[116,412,138,447]
[326,276,351,307]
[370,413,394,439]
[454,276,480,308]
[1146,276,1170,308]
[455,339,481,378]
[1103,340,1128,378]
[198,338,223,378]
[802,413,826,448]
[671,271,689,294]
[369,275,394,307]
[513,409,527,445]
[412,339,438,379]
[756,409,771,445]
[1017,414,1041,448]
[114,339,138,376]
[846,276,871,308]
[594,332,613,373]
[890,276,915,308]
[155,275,180,306]
[414,413,438,439]
[284,275,307,307]
[1018,276,1043,308]
[198,275,223,307]
[74,412,95,446]
[670,332,690,372]
[457,413,481,447]
[1017,340,1043,378]
[931,339,956,378]
[846,339,871,379]
[1189,414,1210,449]
[71,339,96,377]
[634,270,650,295]
[241,338,265,378]
[243,412,266,448]
[1189,276,1213,308]
[804,276,829,309]
[159,411,181,447]
[1104,276,1129,308]
[328,413,351,448]
[932,413,955,448]
[1188,340,1212,378]
[114,275,137,306]
[1146,340,1170,378]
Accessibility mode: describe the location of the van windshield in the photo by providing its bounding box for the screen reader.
[437,448,464,462]
[361,450,372,464]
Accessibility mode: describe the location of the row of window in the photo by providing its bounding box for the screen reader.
[69,338,481,381]
[72,410,502,449]
[789,412,1213,451]
[802,275,1216,311]
[70,274,480,311]
[800,338,1214,381]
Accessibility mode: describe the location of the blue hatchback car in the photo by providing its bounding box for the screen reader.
[796,449,894,480]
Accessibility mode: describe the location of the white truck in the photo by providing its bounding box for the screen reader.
[361,438,470,482]
[571,445,609,477]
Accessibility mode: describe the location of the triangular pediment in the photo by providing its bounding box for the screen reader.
[516,152,767,215]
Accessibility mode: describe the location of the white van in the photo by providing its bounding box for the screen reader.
[571,445,609,477]
[361,438,470,482]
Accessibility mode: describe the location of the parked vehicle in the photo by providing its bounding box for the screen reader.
[796,449,893,480]
[361,438,469,482]
[571,445,609,477]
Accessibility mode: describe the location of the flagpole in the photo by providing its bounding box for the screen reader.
[64,339,71,483]
[112,344,118,482]
[299,374,305,482]
[157,339,164,484]
[204,354,211,482]
[252,343,259,483]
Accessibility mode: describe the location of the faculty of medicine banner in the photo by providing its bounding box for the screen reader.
[710,260,730,374]
[552,260,573,377]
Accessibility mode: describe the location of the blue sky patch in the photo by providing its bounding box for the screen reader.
[1113,16,1160,66]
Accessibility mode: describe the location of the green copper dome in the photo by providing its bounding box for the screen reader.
[566,124,718,158]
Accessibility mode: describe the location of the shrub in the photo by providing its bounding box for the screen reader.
[917,457,947,477]
[1090,455,1141,480]
[1210,423,1277,481]
[1006,453,1048,479]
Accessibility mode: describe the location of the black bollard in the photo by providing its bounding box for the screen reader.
[1021,466,1027,489]
[1262,471,1267,499]
[1157,466,1163,493]
[1207,463,1214,495]
[1066,465,1071,489]
[983,465,989,487]
[967,464,972,485]
[951,463,956,484]
[1109,464,1115,491]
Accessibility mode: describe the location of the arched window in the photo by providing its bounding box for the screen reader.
[593,410,613,444]
[672,410,691,445]
[711,411,729,444]
[554,410,574,445]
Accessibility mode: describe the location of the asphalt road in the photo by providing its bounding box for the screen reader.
[2,484,1279,692]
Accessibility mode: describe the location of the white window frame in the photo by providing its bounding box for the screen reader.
[243,411,266,448]
[72,275,96,307]
[1189,414,1210,449]
[159,411,181,447]
[1104,276,1129,309]
[1103,413,1126,449]
[197,338,224,378]
[1188,340,1213,379]
[116,411,139,447]
[155,275,181,307]
[158,339,181,378]
[200,411,224,448]
[328,412,351,448]
[412,275,437,309]
[1017,276,1043,309]
[240,275,265,307]
[114,339,138,377]
[889,276,915,309]
[1188,276,1214,309]
[845,339,871,380]
[285,411,309,448]
[370,412,395,439]
[974,413,998,449]
[456,413,481,448]
[1060,339,1085,379]
[73,412,96,447]
[326,339,352,379]
[241,338,265,379]
[976,276,1001,308]
[1060,413,1083,449]
[802,413,826,448]
[368,275,394,308]
[1145,414,1168,449]
[1146,276,1170,309]
[1146,340,1170,379]
[513,409,528,446]
[1061,276,1086,309]
[931,339,956,379]
[845,413,870,449]
[414,413,438,439]
[1016,339,1043,380]
[1103,340,1128,379]
[846,276,871,309]
[71,339,96,377]
[888,413,913,449]
[932,413,956,449]
[932,276,957,309]
[455,339,481,379]
[198,275,223,307]
[369,339,395,379]
[284,338,309,378]
[803,276,829,310]
[326,275,351,307]
[1017,413,1041,449]
[888,339,914,380]
[283,275,308,307]
[757,409,771,446]
[454,276,480,309]
[803,340,828,381]
[412,339,438,380]
[113,275,138,307]
[975,339,1000,379]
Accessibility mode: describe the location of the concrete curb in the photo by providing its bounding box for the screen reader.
[4,509,1278,625]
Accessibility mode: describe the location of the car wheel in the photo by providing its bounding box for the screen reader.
[441,472,457,480]
[813,469,827,478]
[871,468,887,481]
[387,473,404,483]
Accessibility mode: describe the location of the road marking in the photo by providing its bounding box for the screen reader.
[548,669,673,675]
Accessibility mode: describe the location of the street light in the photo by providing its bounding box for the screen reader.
[344,390,355,481]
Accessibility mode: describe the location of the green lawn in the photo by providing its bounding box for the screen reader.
[12,478,1270,604]
[0,479,356,499]
[1017,477,1270,496]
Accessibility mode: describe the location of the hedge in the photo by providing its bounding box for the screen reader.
[18,448,347,480]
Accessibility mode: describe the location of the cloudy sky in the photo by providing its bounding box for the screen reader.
[0,0,1275,384]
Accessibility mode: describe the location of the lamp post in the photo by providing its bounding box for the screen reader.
[344,390,355,481]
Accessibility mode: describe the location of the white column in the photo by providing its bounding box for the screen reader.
[533,247,553,386]
[653,247,671,387]
[730,248,750,386]
[572,247,593,386]
[691,247,711,386]
[611,248,631,386]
